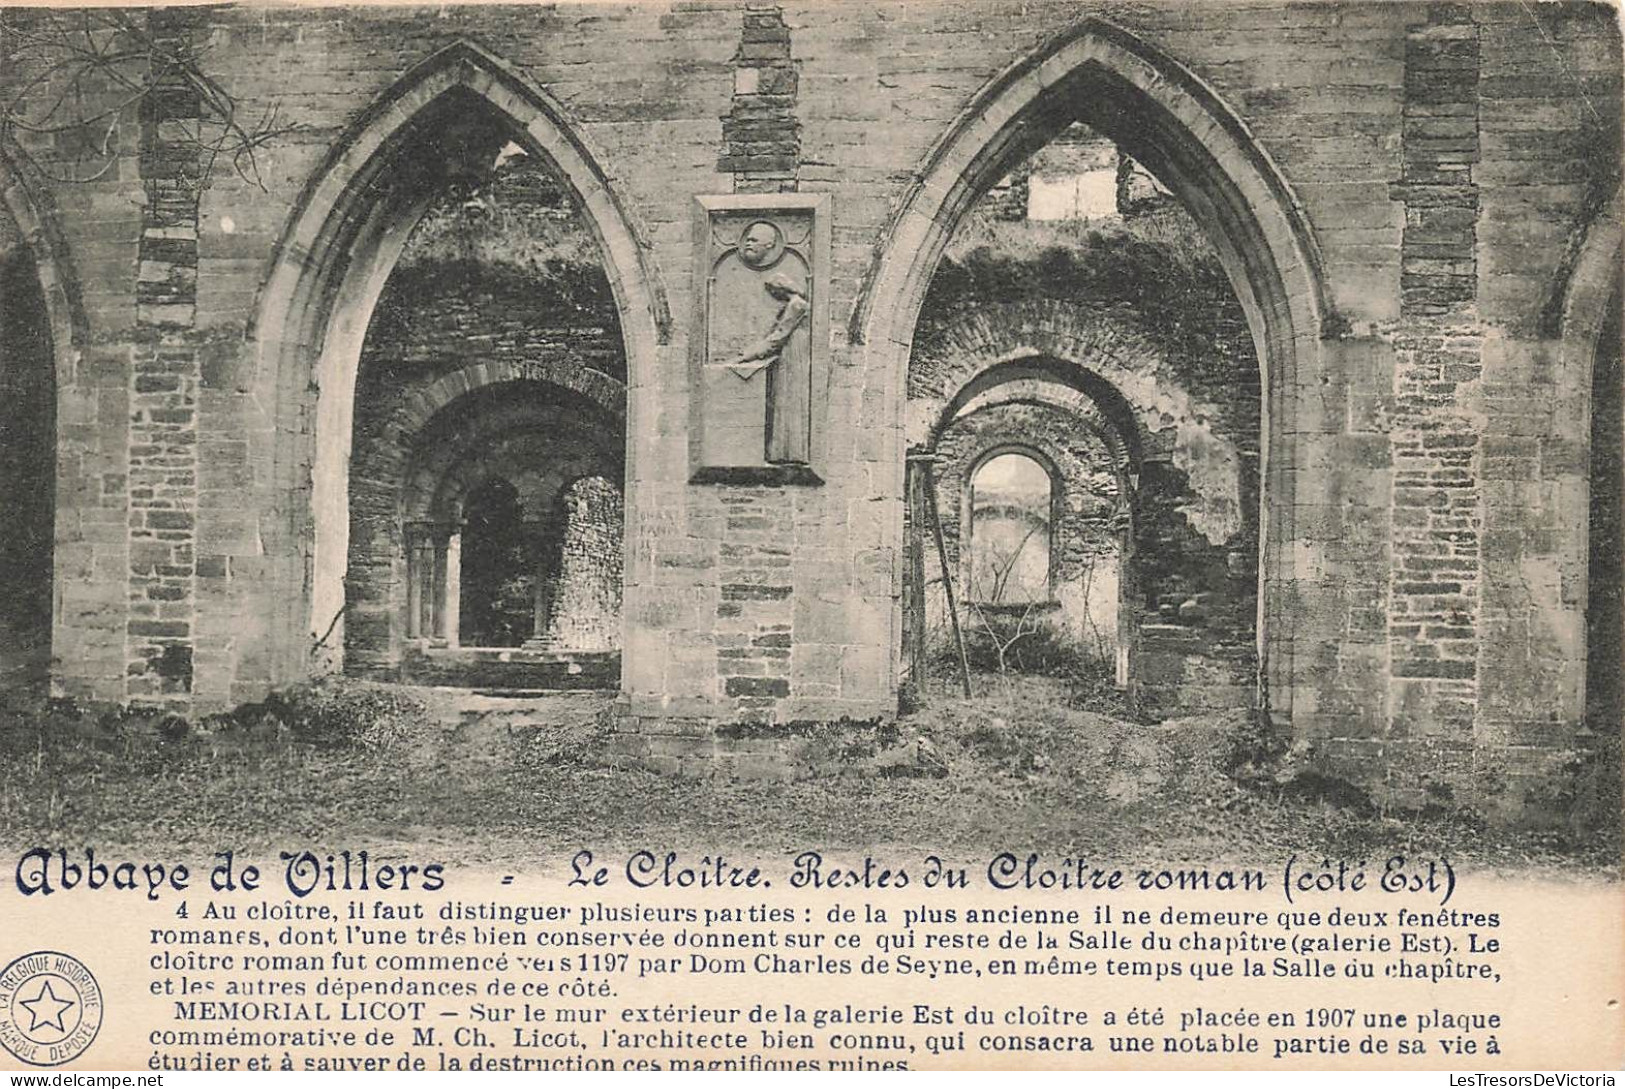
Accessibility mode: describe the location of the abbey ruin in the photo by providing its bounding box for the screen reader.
[0,1,1619,813]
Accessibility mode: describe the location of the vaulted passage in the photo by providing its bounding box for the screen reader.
[0,202,56,693]
[341,120,628,691]
[927,401,1134,682]
[902,122,1261,716]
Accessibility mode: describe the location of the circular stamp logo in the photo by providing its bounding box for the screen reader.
[0,951,103,1067]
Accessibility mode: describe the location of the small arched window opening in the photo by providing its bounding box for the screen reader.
[968,451,1054,605]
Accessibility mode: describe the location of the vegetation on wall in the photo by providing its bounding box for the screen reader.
[360,153,623,382]
[0,9,294,186]
[921,202,1251,379]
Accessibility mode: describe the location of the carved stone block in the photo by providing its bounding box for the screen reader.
[690,193,830,484]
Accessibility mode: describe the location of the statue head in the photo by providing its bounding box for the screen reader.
[763,271,805,302]
[738,221,784,270]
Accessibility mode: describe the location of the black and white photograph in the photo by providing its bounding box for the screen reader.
[0,0,1619,1074]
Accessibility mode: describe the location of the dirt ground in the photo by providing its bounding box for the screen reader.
[0,677,1617,877]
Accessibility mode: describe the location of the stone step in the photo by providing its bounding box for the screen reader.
[398,687,616,766]
[401,646,620,692]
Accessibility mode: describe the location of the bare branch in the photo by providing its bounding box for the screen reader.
[0,9,297,190]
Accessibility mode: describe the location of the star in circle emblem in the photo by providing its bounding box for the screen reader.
[0,952,103,1067]
[18,980,75,1034]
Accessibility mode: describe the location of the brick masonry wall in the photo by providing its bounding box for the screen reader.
[720,5,800,193]
[1379,5,1485,762]
[126,9,203,706]
[0,1,1615,807]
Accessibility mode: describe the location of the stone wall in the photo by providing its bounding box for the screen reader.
[544,476,625,651]
[0,1,1617,811]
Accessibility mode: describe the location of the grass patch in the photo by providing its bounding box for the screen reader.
[0,677,1616,875]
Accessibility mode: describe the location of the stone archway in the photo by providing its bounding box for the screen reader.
[0,143,80,391]
[921,335,1253,711]
[248,41,666,683]
[0,144,80,696]
[343,372,625,683]
[854,17,1329,717]
[947,380,1138,483]
[1556,187,1624,734]
[393,359,625,447]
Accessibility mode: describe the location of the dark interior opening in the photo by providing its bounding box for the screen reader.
[1586,288,1622,732]
[0,238,56,692]
[459,477,542,649]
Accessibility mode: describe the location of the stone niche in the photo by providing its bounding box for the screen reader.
[689,193,830,485]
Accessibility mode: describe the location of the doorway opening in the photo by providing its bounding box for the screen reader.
[902,120,1261,718]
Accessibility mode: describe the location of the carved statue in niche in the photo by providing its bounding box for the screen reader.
[701,208,820,471]
[723,222,811,464]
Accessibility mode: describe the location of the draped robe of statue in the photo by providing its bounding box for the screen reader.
[709,243,812,466]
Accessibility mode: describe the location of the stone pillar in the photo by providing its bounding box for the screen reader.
[902,453,929,694]
[531,574,550,644]
[1385,6,1483,744]
[126,8,204,707]
[719,6,800,194]
[405,541,422,642]
[405,524,436,643]
[430,537,448,645]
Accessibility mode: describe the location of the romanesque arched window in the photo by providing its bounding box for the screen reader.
[968,451,1053,605]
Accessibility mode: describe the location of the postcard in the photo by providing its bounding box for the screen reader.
[0,0,1620,1073]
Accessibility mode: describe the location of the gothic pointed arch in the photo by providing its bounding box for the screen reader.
[0,139,83,390]
[1558,187,1625,734]
[0,141,81,692]
[248,40,666,677]
[851,17,1328,351]
[856,17,1331,715]
[1556,185,1623,373]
